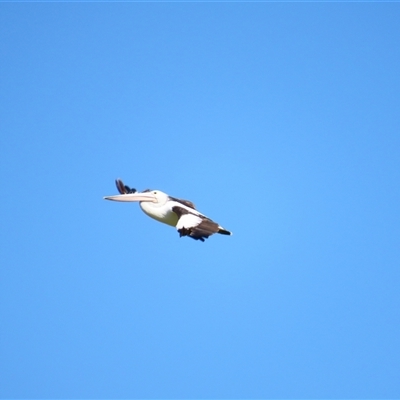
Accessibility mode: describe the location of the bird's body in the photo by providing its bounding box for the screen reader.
[104,179,231,242]
[139,197,179,227]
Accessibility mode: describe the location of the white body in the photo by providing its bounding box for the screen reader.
[140,201,179,227]
[139,194,207,228]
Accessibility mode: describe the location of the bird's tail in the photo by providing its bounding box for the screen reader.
[218,228,232,235]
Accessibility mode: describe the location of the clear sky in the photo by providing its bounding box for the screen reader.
[1,2,399,398]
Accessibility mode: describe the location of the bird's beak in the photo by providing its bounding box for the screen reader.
[103,192,157,203]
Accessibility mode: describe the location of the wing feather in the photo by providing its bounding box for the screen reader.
[172,206,221,241]
[169,196,196,210]
[115,179,137,194]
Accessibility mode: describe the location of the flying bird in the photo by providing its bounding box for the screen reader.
[104,179,232,242]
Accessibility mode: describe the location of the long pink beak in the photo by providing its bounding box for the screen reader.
[103,192,157,203]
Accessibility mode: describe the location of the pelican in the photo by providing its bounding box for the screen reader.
[104,179,232,242]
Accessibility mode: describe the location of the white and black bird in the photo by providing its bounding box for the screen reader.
[104,179,232,242]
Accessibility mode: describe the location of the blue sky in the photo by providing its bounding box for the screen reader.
[1,3,399,398]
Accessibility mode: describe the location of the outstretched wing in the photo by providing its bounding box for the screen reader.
[172,206,221,242]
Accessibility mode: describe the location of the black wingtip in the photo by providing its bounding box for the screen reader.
[115,178,137,194]
[218,229,232,236]
[115,178,126,194]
